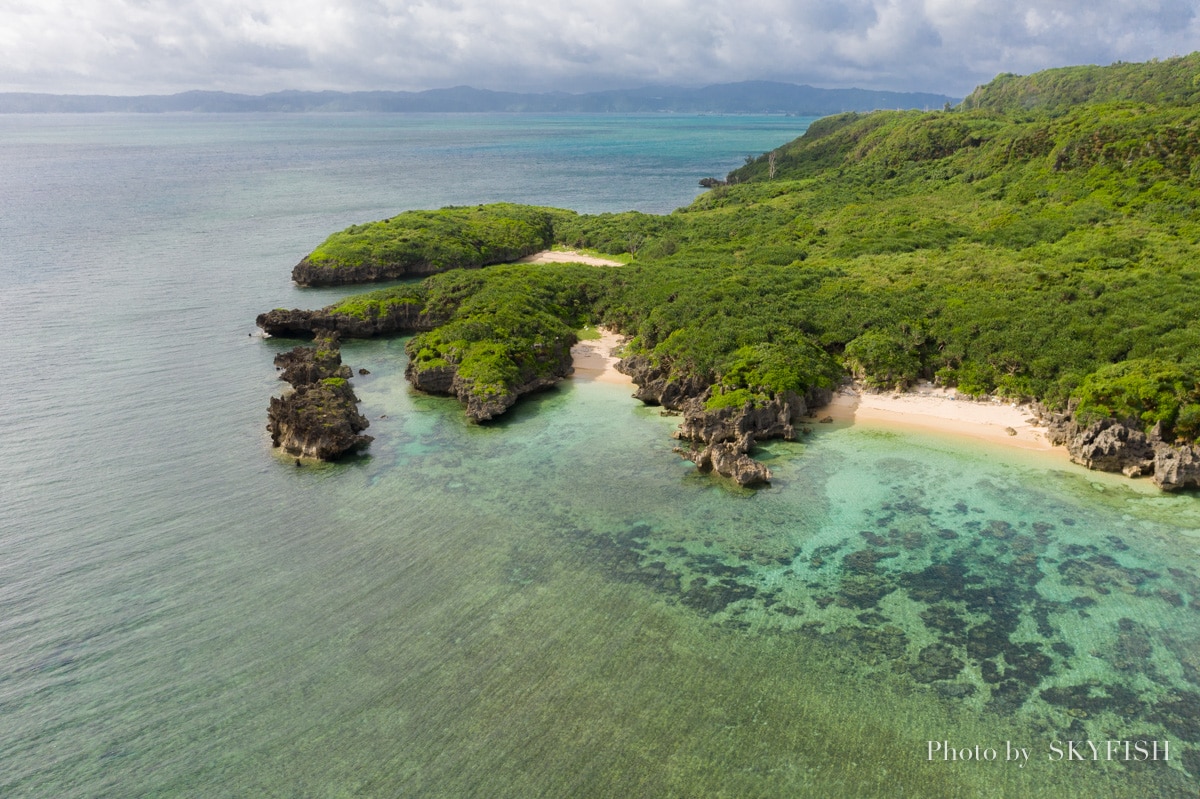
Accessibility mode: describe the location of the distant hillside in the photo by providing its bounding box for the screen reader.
[0,82,956,115]
[961,52,1200,113]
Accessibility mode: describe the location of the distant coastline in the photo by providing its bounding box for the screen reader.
[0,82,957,115]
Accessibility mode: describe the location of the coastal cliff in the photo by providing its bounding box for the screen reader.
[267,330,372,459]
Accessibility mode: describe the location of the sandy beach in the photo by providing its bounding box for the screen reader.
[570,327,633,385]
[570,330,1062,456]
[518,249,624,266]
[822,381,1066,456]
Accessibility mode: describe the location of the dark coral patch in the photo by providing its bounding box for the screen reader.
[680,577,757,613]
[837,575,895,608]
[1040,682,1144,718]
[911,643,964,683]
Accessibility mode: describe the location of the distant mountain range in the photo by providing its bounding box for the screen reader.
[0,82,957,115]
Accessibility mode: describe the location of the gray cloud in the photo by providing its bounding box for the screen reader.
[0,0,1196,96]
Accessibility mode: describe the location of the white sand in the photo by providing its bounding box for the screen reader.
[518,249,624,266]
[566,341,1060,455]
[822,381,1069,458]
[570,328,633,385]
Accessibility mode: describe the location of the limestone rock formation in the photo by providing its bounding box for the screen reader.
[273,338,351,387]
[615,352,832,486]
[1059,418,1155,475]
[256,303,439,339]
[266,330,372,460]
[676,436,773,487]
[674,389,828,446]
[268,381,372,460]
[403,337,575,423]
[614,354,710,409]
[1152,444,1200,491]
[1042,408,1200,490]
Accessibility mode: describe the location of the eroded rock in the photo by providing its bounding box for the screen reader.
[403,337,575,423]
[266,330,372,460]
[1043,409,1199,490]
[616,352,832,486]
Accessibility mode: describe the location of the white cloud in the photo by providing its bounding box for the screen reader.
[0,0,1196,96]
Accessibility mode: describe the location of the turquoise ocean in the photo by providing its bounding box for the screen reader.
[2,113,1199,798]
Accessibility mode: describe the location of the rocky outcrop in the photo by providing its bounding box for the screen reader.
[670,387,832,486]
[674,389,829,446]
[676,436,773,487]
[1152,444,1200,491]
[273,337,351,386]
[404,336,575,423]
[1042,408,1200,491]
[615,354,710,409]
[1050,417,1156,475]
[616,352,832,486]
[267,330,372,460]
[256,303,441,339]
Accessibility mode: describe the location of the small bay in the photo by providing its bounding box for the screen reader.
[1,112,1197,798]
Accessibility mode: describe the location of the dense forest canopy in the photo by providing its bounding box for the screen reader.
[286,54,1200,446]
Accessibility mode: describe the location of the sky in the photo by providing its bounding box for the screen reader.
[1,0,1198,98]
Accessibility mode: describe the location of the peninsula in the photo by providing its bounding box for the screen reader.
[259,54,1200,490]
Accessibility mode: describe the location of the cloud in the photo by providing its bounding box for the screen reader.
[0,0,1196,96]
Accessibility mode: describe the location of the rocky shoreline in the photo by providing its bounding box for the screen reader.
[258,301,577,426]
[256,304,441,338]
[618,351,1200,491]
[266,330,373,460]
[256,315,1200,492]
[616,353,830,487]
[1041,405,1200,491]
[256,296,1199,492]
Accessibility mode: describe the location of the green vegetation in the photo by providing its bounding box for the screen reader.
[1073,359,1200,441]
[705,337,841,410]
[313,55,1200,442]
[328,285,426,320]
[404,264,610,400]
[960,53,1200,113]
[304,203,575,271]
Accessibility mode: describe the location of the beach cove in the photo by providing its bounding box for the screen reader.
[571,322,1064,460]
